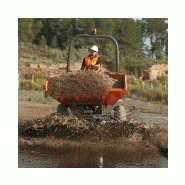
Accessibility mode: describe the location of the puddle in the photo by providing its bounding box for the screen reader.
[18,145,168,168]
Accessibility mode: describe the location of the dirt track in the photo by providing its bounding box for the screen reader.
[122,98,168,128]
[18,94,168,129]
[18,101,56,121]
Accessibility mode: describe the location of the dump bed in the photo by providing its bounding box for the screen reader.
[44,73,127,107]
[102,73,127,107]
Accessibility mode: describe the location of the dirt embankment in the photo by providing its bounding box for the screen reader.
[142,64,168,80]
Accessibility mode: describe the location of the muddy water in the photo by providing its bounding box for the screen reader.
[18,146,168,168]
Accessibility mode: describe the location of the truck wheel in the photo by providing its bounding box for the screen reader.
[57,104,67,113]
[44,91,48,98]
[113,105,127,121]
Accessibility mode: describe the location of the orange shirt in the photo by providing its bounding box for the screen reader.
[82,55,100,67]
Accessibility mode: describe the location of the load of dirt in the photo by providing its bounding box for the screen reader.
[48,70,115,100]
[18,112,90,138]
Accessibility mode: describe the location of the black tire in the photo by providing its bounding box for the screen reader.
[113,105,126,121]
[44,91,48,98]
[57,104,68,113]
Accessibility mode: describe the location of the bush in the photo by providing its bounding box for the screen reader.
[129,88,168,105]
[24,62,30,67]
[126,78,168,105]
[123,57,154,77]
[19,80,33,90]
[32,56,37,61]
[39,35,47,48]
[156,75,168,84]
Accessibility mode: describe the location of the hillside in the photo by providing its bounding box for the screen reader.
[18,42,66,66]
[19,42,168,77]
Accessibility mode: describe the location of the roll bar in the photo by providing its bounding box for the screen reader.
[67,34,119,73]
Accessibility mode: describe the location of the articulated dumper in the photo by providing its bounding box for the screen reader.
[44,30,127,121]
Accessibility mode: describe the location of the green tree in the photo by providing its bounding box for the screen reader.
[141,18,168,59]
[71,18,80,36]
[118,18,143,57]
[164,31,168,57]
[18,18,43,43]
[70,18,96,48]
[77,18,95,34]
[39,35,47,48]
[18,18,34,42]
[59,18,73,49]
[34,18,73,50]
[94,18,120,37]
[91,19,120,55]
[51,35,58,49]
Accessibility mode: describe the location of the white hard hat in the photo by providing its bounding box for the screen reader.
[90,45,98,52]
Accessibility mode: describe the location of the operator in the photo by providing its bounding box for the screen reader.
[81,45,101,71]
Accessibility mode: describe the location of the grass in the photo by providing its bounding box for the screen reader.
[18,42,90,66]
[18,90,58,107]
[19,78,45,91]
[19,42,66,65]
[23,71,47,80]
[125,76,168,105]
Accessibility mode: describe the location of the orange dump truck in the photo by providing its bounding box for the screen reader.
[44,31,127,121]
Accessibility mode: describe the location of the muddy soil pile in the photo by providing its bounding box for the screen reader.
[48,70,115,99]
[142,64,168,81]
[18,112,167,150]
